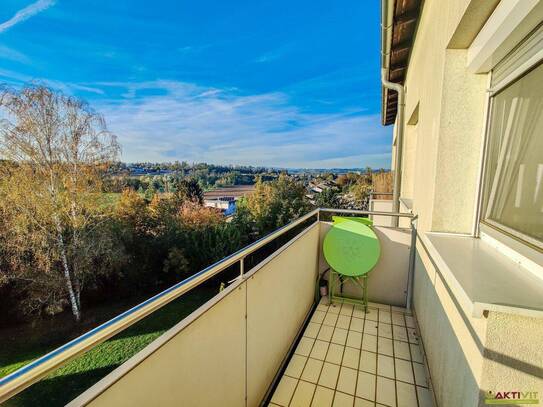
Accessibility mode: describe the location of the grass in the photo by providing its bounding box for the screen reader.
[0,286,216,407]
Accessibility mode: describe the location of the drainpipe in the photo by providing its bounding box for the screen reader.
[381,0,406,227]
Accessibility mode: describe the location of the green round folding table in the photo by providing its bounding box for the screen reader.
[323,216,381,311]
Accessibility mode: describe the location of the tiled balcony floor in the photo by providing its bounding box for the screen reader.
[269,299,435,407]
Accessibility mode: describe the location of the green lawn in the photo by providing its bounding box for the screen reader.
[1,287,216,406]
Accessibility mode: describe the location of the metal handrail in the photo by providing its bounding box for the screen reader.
[319,207,413,218]
[0,207,412,402]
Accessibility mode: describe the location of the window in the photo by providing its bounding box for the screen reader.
[481,63,543,249]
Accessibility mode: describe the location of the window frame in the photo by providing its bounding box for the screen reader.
[477,57,543,254]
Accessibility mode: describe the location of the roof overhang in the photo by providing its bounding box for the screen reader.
[382,0,422,125]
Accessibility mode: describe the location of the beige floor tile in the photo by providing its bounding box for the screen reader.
[312,386,335,407]
[285,354,308,378]
[272,304,427,407]
[391,306,408,314]
[392,325,408,342]
[377,337,393,356]
[354,398,374,407]
[341,347,360,369]
[413,363,428,388]
[328,304,341,314]
[296,337,316,357]
[362,334,377,353]
[324,312,340,327]
[365,308,378,322]
[332,328,348,345]
[395,358,414,384]
[377,354,395,379]
[346,331,362,349]
[393,341,410,361]
[376,376,396,407]
[326,343,345,365]
[409,344,423,363]
[271,375,298,406]
[352,306,366,319]
[407,329,418,344]
[405,316,415,329]
[302,358,324,384]
[319,362,341,389]
[317,304,329,312]
[318,325,335,342]
[355,371,376,401]
[305,322,322,339]
[417,386,434,407]
[332,392,355,407]
[350,317,364,333]
[310,340,330,361]
[312,311,326,324]
[364,322,378,336]
[368,302,390,311]
[336,315,351,330]
[268,404,282,407]
[354,397,375,407]
[359,350,377,374]
[337,367,358,395]
[340,303,354,316]
[391,312,405,327]
[291,380,316,407]
[396,381,417,407]
[378,323,393,339]
[379,311,392,324]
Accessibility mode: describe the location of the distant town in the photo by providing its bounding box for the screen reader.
[107,161,393,216]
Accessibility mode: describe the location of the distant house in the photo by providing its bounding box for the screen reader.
[310,186,323,194]
[203,185,255,216]
[204,197,236,216]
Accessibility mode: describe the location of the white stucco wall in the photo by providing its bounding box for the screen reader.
[414,240,487,407]
[397,0,492,234]
[479,312,543,406]
[369,199,394,227]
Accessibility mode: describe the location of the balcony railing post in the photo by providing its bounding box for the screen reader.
[315,210,321,303]
[406,215,418,310]
[240,257,245,278]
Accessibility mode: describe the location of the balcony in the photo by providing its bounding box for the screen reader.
[0,209,432,407]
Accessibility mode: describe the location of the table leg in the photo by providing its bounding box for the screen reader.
[363,275,368,312]
[328,270,333,305]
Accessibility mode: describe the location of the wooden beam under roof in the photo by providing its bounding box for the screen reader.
[382,0,422,125]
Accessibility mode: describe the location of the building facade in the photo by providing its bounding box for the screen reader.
[382,0,543,405]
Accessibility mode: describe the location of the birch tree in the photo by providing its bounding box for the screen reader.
[0,85,121,321]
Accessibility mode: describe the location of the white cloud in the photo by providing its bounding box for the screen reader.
[0,45,31,64]
[255,51,281,63]
[0,68,105,95]
[0,0,56,34]
[94,80,392,168]
[254,43,293,64]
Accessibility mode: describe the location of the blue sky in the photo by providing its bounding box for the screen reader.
[0,0,391,168]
